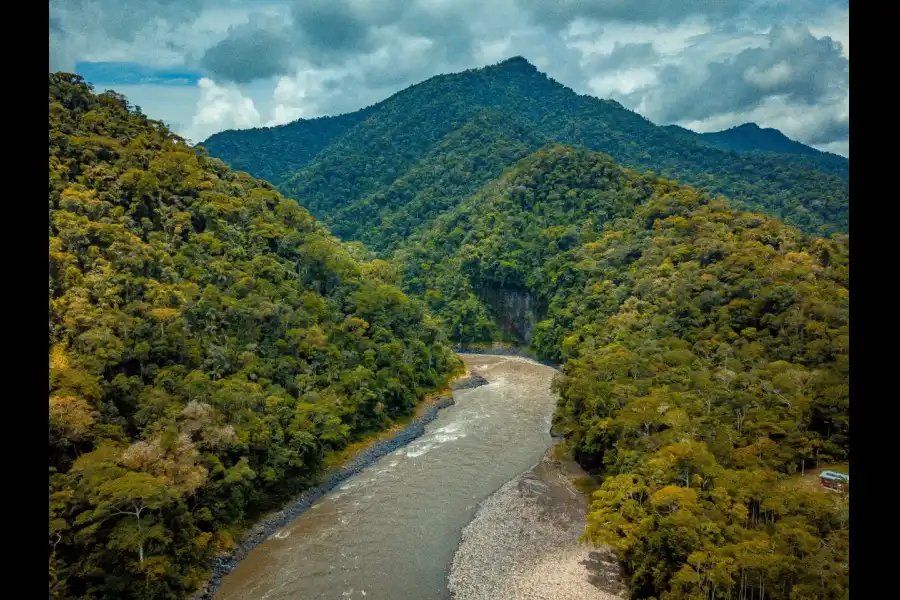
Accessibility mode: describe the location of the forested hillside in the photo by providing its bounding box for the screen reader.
[49,57,849,600]
[48,74,460,600]
[400,146,850,599]
[325,109,545,252]
[663,123,849,180]
[201,56,849,239]
[200,105,378,187]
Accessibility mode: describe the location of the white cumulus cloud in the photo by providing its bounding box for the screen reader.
[186,78,261,143]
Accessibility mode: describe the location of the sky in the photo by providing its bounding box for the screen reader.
[50,0,849,157]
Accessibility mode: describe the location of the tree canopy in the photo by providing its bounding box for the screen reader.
[398,145,850,599]
[49,73,460,600]
[49,61,849,600]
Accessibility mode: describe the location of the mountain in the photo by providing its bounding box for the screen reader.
[201,56,849,241]
[400,144,849,600]
[664,122,849,179]
[322,108,545,251]
[701,122,823,155]
[200,104,378,187]
[49,73,460,600]
[665,122,820,156]
[48,67,849,600]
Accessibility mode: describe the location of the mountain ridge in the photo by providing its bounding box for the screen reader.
[204,59,844,166]
[703,122,829,155]
[200,56,849,238]
[663,122,848,179]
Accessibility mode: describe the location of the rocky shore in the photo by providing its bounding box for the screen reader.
[451,372,490,391]
[192,384,472,600]
[448,440,627,600]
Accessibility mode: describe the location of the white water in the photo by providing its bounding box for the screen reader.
[215,355,558,600]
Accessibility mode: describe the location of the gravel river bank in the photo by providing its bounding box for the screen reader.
[212,354,560,600]
[194,384,469,600]
[448,440,627,600]
[197,353,626,600]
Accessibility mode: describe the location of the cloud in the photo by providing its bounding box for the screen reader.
[804,114,849,147]
[288,0,386,63]
[634,25,848,124]
[583,42,659,72]
[267,70,326,125]
[198,0,491,84]
[50,0,205,70]
[186,78,261,143]
[199,0,407,80]
[588,68,658,98]
[284,0,481,66]
[201,15,295,83]
[53,0,204,42]
[395,2,480,63]
[517,0,743,29]
[51,0,850,156]
[262,34,449,122]
[516,0,849,31]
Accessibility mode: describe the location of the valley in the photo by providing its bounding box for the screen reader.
[49,52,849,600]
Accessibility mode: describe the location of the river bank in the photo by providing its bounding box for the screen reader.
[193,374,487,600]
[211,354,560,600]
[448,439,626,600]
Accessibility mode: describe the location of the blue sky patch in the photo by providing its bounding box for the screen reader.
[75,61,203,86]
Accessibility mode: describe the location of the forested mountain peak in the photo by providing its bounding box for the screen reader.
[701,122,829,157]
[201,58,848,240]
[483,55,546,76]
[730,122,768,131]
[496,55,535,67]
[49,72,460,599]
[662,121,848,180]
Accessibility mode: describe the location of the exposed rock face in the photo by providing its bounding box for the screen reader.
[451,373,490,391]
[480,287,544,344]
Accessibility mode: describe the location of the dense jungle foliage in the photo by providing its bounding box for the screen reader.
[201,57,849,240]
[399,146,849,599]
[663,123,849,180]
[50,55,850,600]
[200,105,378,187]
[48,73,461,600]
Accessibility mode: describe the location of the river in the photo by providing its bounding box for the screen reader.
[215,354,560,600]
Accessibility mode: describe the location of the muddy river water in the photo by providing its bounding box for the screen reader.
[215,354,559,600]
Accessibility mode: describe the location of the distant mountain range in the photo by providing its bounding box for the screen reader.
[200,56,848,242]
[663,122,848,179]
